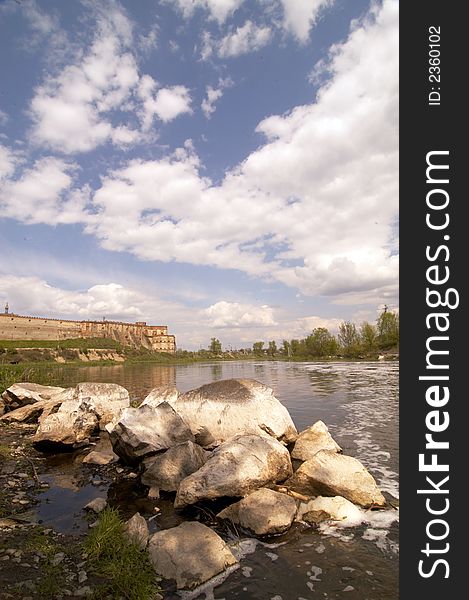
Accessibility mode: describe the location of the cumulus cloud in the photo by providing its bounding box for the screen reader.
[218,20,271,58]
[280,0,333,42]
[204,301,276,327]
[165,0,244,23]
[28,2,191,153]
[201,77,233,118]
[0,143,18,181]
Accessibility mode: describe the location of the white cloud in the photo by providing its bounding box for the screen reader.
[0,157,90,225]
[201,77,233,118]
[204,301,276,327]
[0,143,18,181]
[280,0,333,42]
[154,86,192,122]
[79,1,398,303]
[218,20,271,58]
[166,0,244,23]
[28,3,190,153]
[0,109,9,126]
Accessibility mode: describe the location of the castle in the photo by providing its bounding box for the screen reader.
[0,304,176,353]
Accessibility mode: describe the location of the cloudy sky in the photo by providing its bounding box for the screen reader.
[0,0,398,350]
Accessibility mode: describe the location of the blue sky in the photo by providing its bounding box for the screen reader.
[0,0,398,350]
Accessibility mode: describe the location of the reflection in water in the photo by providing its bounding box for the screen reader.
[38,360,398,600]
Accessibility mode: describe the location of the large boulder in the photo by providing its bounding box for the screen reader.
[217,488,297,536]
[108,402,194,465]
[0,397,64,423]
[143,379,297,447]
[140,385,179,409]
[33,399,98,449]
[287,450,386,508]
[71,382,130,428]
[174,434,293,509]
[291,420,341,461]
[1,383,68,411]
[141,441,210,491]
[148,522,238,590]
[296,495,363,525]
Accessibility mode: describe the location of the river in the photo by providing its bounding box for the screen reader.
[36,360,399,600]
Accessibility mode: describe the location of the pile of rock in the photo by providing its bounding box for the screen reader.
[1,378,388,593]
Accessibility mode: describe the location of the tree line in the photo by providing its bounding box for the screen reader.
[204,310,399,359]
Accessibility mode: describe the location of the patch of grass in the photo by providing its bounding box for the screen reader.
[0,364,60,393]
[84,507,161,600]
[24,528,67,598]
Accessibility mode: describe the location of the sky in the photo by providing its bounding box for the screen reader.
[0,0,398,350]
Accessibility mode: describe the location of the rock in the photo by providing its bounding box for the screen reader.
[123,512,149,550]
[141,441,210,491]
[296,496,363,524]
[1,383,67,410]
[174,434,293,508]
[148,522,238,589]
[108,402,194,465]
[0,398,5,417]
[82,431,118,465]
[140,385,179,409]
[0,398,64,424]
[147,486,160,499]
[217,488,297,535]
[82,450,118,465]
[145,379,297,447]
[71,382,130,428]
[33,401,98,449]
[291,420,341,461]
[287,450,386,508]
[84,497,107,513]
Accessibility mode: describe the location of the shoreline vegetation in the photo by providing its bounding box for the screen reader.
[0,313,398,393]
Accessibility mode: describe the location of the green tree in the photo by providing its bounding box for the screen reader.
[360,321,378,353]
[282,340,291,357]
[338,321,361,357]
[377,310,399,349]
[267,340,277,356]
[253,341,264,355]
[305,328,338,357]
[209,337,222,353]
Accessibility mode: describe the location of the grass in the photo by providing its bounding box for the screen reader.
[23,528,69,598]
[83,507,161,600]
[0,364,61,393]
[0,337,121,350]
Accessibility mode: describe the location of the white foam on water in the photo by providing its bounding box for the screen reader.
[177,564,239,600]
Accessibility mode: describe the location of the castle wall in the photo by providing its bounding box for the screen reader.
[0,314,176,353]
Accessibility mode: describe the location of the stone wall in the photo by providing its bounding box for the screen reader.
[0,314,176,353]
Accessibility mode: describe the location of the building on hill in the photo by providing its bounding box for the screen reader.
[0,311,176,353]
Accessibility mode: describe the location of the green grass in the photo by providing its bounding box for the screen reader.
[83,507,161,600]
[24,528,69,598]
[0,364,61,393]
[0,337,121,350]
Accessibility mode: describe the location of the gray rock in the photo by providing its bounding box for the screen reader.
[0,397,65,424]
[148,522,238,589]
[123,512,149,550]
[141,441,210,491]
[140,385,179,409]
[291,420,341,461]
[296,495,363,524]
[1,383,67,410]
[287,450,386,507]
[217,488,297,535]
[33,401,98,448]
[108,402,194,465]
[71,382,130,428]
[144,379,297,447]
[82,449,118,465]
[175,434,293,508]
[84,497,107,513]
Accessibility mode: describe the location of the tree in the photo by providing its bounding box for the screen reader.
[268,340,277,356]
[209,337,222,353]
[338,321,360,357]
[305,328,338,357]
[252,341,264,355]
[377,310,399,349]
[360,321,378,352]
[282,340,291,357]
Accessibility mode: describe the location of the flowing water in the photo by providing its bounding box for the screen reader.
[35,360,399,600]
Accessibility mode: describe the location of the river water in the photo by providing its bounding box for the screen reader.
[37,360,399,600]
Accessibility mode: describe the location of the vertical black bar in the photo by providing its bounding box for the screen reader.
[401,2,464,597]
